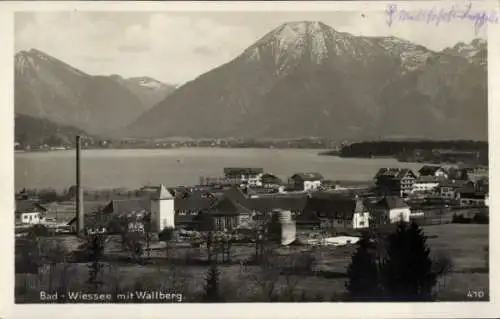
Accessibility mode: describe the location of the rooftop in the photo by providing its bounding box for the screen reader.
[375,196,409,210]
[375,168,416,179]
[415,176,446,183]
[290,172,324,181]
[223,167,264,176]
[418,165,445,176]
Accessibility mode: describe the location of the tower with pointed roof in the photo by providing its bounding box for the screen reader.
[150,184,175,231]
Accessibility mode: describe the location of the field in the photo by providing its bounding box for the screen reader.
[16,223,489,302]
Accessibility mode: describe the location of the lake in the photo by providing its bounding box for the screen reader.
[15,148,425,190]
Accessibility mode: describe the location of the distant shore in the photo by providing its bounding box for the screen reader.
[318,140,488,166]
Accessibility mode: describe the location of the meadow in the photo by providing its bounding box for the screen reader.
[15,223,489,302]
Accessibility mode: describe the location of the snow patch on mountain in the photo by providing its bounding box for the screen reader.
[442,39,487,61]
[244,21,336,68]
[127,77,165,89]
[377,37,432,71]
[139,79,163,89]
[243,21,437,73]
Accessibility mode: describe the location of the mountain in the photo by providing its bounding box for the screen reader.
[109,75,177,111]
[125,21,487,141]
[442,39,487,60]
[15,114,89,147]
[15,49,146,135]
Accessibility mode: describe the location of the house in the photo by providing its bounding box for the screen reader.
[374,168,417,197]
[200,176,241,187]
[370,196,411,224]
[17,211,41,225]
[289,172,323,191]
[458,165,489,183]
[299,193,370,229]
[224,167,264,180]
[173,186,248,230]
[196,196,253,231]
[149,184,175,231]
[457,182,489,207]
[246,187,279,197]
[418,165,449,179]
[437,180,468,200]
[411,176,445,194]
[260,173,283,189]
[15,200,47,225]
[174,197,217,229]
[69,184,175,233]
[320,180,347,191]
[249,194,308,217]
[68,211,112,234]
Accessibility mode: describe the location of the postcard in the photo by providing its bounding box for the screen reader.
[1,1,499,318]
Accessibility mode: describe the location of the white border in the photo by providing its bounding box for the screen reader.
[1,1,499,318]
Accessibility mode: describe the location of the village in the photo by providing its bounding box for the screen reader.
[15,157,490,302]
[15,164,489,237]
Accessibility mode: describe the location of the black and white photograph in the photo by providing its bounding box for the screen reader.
[5,0,499,315]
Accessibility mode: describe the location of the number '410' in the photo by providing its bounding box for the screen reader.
[467,290,485,299]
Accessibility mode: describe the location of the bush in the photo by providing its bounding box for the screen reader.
[159,227,175,242]
[452,214,471,224]
[37,188,61,203]
[472,212,489,224]
[28,224,53,237]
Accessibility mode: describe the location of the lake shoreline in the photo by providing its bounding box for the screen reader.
[15,148,423,190]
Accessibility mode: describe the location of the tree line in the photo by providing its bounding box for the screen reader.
[339,140,488,158]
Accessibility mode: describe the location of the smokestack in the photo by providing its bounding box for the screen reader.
[76,135,84,235]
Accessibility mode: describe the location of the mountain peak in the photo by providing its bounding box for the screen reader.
[16,48,53,60]
[15,48,88,78]
[258,20,337,45]
[276,20,328,33]
[244,20,345,69]
[470,38,487,48]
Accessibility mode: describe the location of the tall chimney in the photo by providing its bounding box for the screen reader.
[76,135,84,235]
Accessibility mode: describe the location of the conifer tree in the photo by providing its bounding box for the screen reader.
[345,232,380,300]
[380,221,436,301]
[202,262,223,302]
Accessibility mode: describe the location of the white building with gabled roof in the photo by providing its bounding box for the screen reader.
[148,184,175,231]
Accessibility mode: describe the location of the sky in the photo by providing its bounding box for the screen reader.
[15,8,489,84]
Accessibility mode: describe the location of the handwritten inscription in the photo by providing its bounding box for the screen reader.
[386,2,498,35]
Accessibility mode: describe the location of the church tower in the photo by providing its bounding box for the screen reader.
[150,184,175,232]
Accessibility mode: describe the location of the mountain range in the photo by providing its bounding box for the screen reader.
[15,21,488,142]
[15,49,176,138]
[15,114,88,147]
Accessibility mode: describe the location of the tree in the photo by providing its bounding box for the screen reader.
[65,185,77,200]
[117,215,145,263]
[432,252,454,295]
[38,188,59,203]
[159,227,175,259]
[142,212,153,259]
[380,221,437,301]
[202,262,223,302]
[82,234,107,292]
[345,232,380,301]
